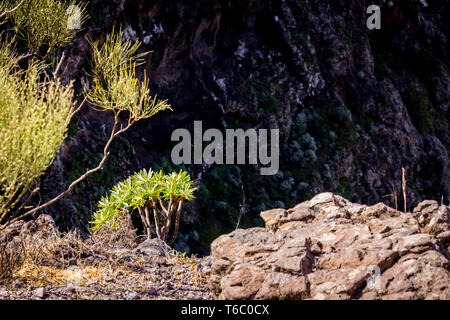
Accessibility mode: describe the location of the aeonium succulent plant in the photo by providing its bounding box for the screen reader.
[90,169,196,245]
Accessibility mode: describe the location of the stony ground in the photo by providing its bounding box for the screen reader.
[0,249,214,300]
[0,217,214,300]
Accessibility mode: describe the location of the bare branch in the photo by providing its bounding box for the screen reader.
[0,111,136,230]
[10,187,40,219]
[0,0,25,19]
[53,51,66,79]
[168,200,183,246]
[235,185,245,230]
[158,198,169,216]
[402,167,407,213]
[69,96,87,118]
[150,206,162,240]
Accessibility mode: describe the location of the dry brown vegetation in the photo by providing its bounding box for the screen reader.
[0,214,212,299]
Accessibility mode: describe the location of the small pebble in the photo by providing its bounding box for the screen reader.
[33,287,46,299]
[148,287,158,295]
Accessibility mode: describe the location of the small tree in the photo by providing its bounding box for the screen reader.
[90,169,196,245]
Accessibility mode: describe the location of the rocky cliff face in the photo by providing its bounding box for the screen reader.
[209,193,450,299]
[39,0,448,252]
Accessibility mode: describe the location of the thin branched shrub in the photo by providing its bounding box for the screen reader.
[11,0,87,57]
[0,45,74,224]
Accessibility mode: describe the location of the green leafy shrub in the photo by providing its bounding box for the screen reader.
[87,29,170,121]
[11,0,87,57]
[90,169,196,245]
[0,45,74,224]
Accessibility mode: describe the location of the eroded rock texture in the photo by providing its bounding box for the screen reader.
[210,193,450,299]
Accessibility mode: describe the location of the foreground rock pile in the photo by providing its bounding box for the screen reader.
[210,193,450,300]
[2,193,449,300]
[0,216,213,300]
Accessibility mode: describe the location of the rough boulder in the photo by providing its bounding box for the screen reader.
[210,193,450,300]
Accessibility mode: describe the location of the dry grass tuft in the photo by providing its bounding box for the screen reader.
[0,239,24,280]
[1,214,137,285]
[21,230,94,268]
